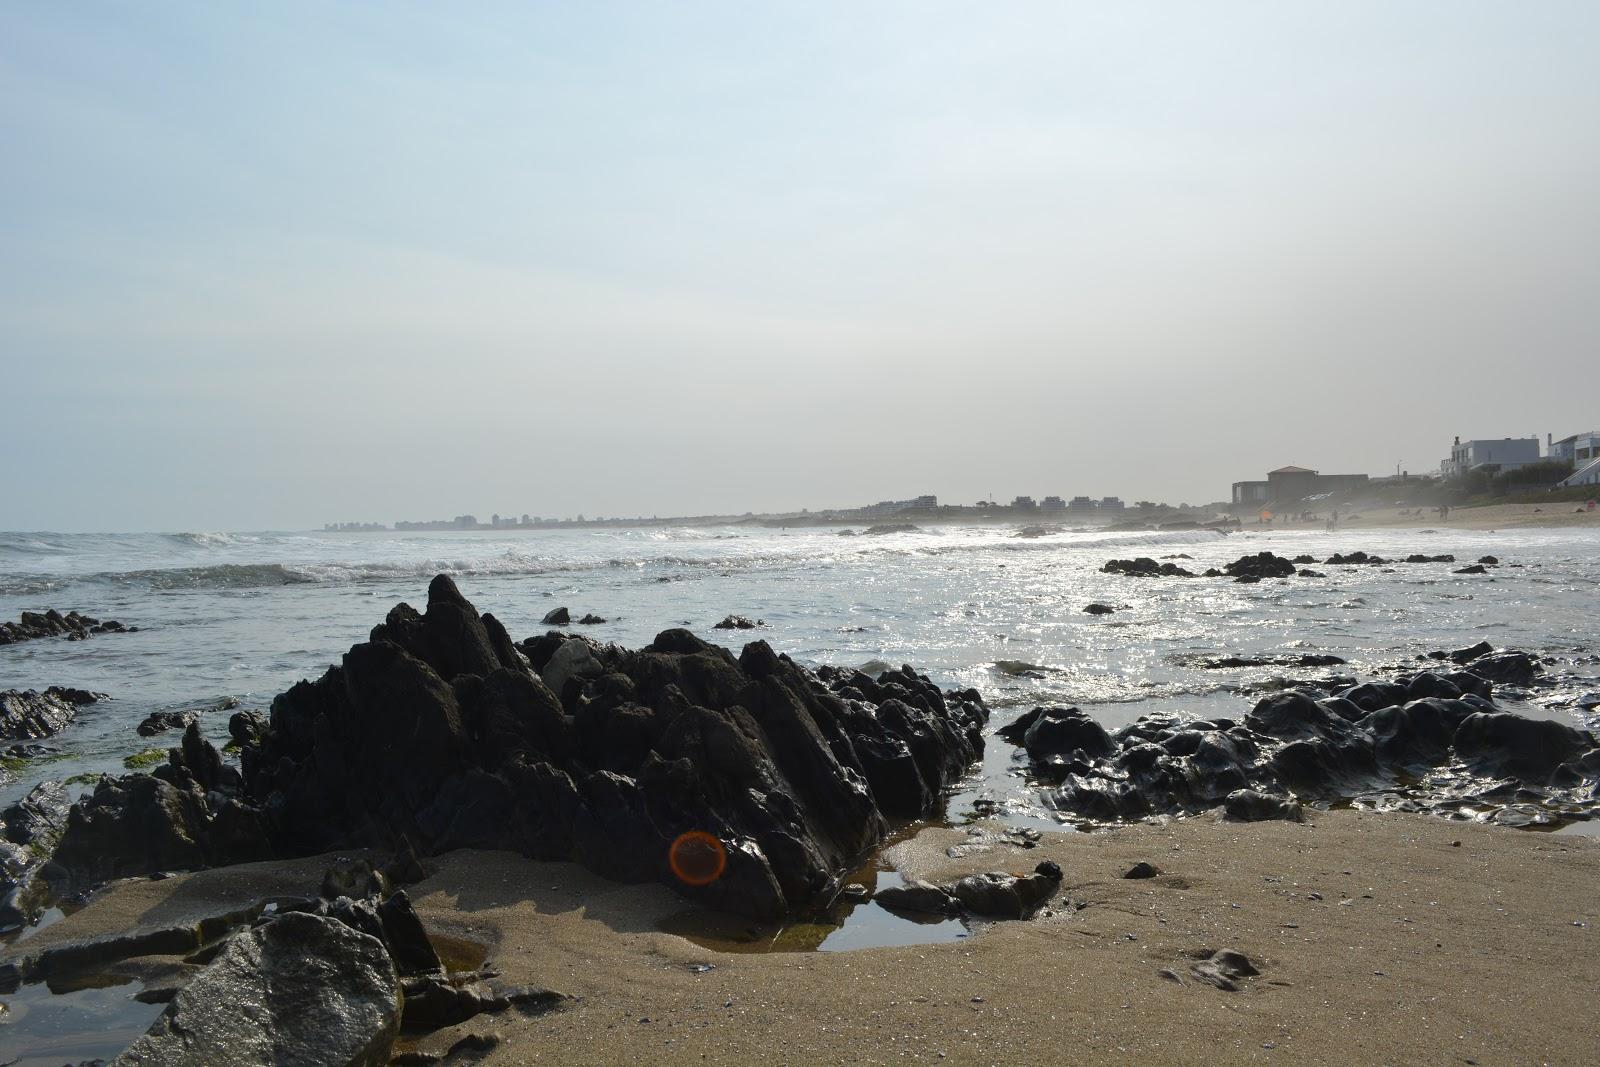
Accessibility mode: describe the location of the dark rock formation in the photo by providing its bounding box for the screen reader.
[1466,651,1539,686]
[1,687,102,741]
[0,608,134,646]
[540,607,570,626]
[713,614,761,629]
[1478,555,1499,565]
[1083,603,1115,615]
[1404,554,1456,563]
[47,577,984,922]
[1103,558,1195,578]
[576,613,607,625]
[138,710,198,737]
[1325,552,1387,565]
[876,861,1061,919]
[1,781,72,931]
[1001,653,1598,827]
[1123,861,1159,879]
[1224,552,1297,579]
[111,911,400,1067]
[1223,789,1304,822]
[1454,564,1488,574]
[1201,655,1346,670]
[862,524,917,535]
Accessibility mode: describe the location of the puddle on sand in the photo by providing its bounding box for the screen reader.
[659,828,972,954]
[427,930,491,972]
[0,975,165,1067]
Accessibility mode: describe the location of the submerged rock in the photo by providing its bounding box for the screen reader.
[1224,552,1297,579]
[0,609,133,646]
[112,911,400,1067]
[137,710,198,737]
[1103,558,1194,578]
[877,861,1061,920]
[712,614,761,629]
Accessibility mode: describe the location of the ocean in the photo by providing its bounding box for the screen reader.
[4,522,1598,819]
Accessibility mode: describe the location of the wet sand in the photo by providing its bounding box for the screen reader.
[15,812,1596,1065]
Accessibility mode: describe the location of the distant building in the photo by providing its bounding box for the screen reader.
[1231,465,1369,505]
[1065,495,1098,516]
[1548,431,1600,466]
[1100,496,1125,511]
[1011,496,1038,511]
[1040,495,1066,513]
[1441,437,1541,479]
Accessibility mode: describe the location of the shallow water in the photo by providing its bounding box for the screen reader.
[660,823,973,953]
[0,975,164,1067]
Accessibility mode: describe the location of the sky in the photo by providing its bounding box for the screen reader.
[3,2,1598,531]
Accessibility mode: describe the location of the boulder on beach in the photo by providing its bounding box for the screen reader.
[48,576,987,922]
[111,911,401,1067]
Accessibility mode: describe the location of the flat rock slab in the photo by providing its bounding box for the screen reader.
[2,850,379,965]
[113,911,399,1067]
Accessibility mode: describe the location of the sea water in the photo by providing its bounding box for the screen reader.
[3,522,1598,815]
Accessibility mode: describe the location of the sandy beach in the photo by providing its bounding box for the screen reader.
[15,811,1596,1066]
[1304,503,1600,532]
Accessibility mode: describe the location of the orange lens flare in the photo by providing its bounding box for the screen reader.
[668,831,727,887]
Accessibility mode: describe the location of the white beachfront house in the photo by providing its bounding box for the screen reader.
[1440,436,1541,479]
[1548,430,1600,466]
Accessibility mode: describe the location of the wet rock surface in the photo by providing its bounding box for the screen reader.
[0,608,135,646]
[111,911,400,1067]
[1102,550,1511,579]
[2,686,103,741]
[1001,648,1599,827]
[875,860,1062,919]
[41,577,987,922]
[712,614,761,629]
[136,710,197,737]
[1,780,72,930]
[1103,557,1195,578]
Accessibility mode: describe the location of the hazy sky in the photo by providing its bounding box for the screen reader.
[4,2,1598,531]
